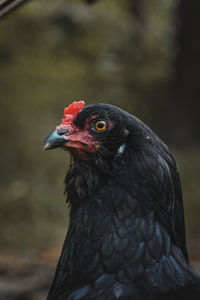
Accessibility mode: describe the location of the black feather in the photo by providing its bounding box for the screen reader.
[47,103,200,300]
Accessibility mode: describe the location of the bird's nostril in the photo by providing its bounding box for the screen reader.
[57,128,69,135]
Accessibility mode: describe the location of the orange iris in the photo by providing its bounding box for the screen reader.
[95,120,107,131]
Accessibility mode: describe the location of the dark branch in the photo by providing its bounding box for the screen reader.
[0,0,30,20]
[0,0,100,20]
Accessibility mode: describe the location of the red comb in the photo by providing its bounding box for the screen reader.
[56,101,85,130]
[64,101,85,116]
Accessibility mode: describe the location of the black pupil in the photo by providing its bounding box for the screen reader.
[98,121,105,129]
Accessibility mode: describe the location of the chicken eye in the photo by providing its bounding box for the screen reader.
[94,120,107,132]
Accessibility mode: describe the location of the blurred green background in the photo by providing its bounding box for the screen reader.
[0,0,199,265]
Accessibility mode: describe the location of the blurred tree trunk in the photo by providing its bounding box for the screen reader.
[129,0,145,24]
[163,0,200,145]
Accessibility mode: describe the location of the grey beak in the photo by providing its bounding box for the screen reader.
[42,130,67,151]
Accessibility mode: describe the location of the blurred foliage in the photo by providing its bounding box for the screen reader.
[0,0,199,258]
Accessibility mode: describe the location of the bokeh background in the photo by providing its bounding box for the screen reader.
[0,0,199,299]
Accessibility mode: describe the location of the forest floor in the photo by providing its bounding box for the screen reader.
[0,247,200,300]
[0,248,59,300]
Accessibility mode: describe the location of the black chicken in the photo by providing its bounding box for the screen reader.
[43,101,200,300]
